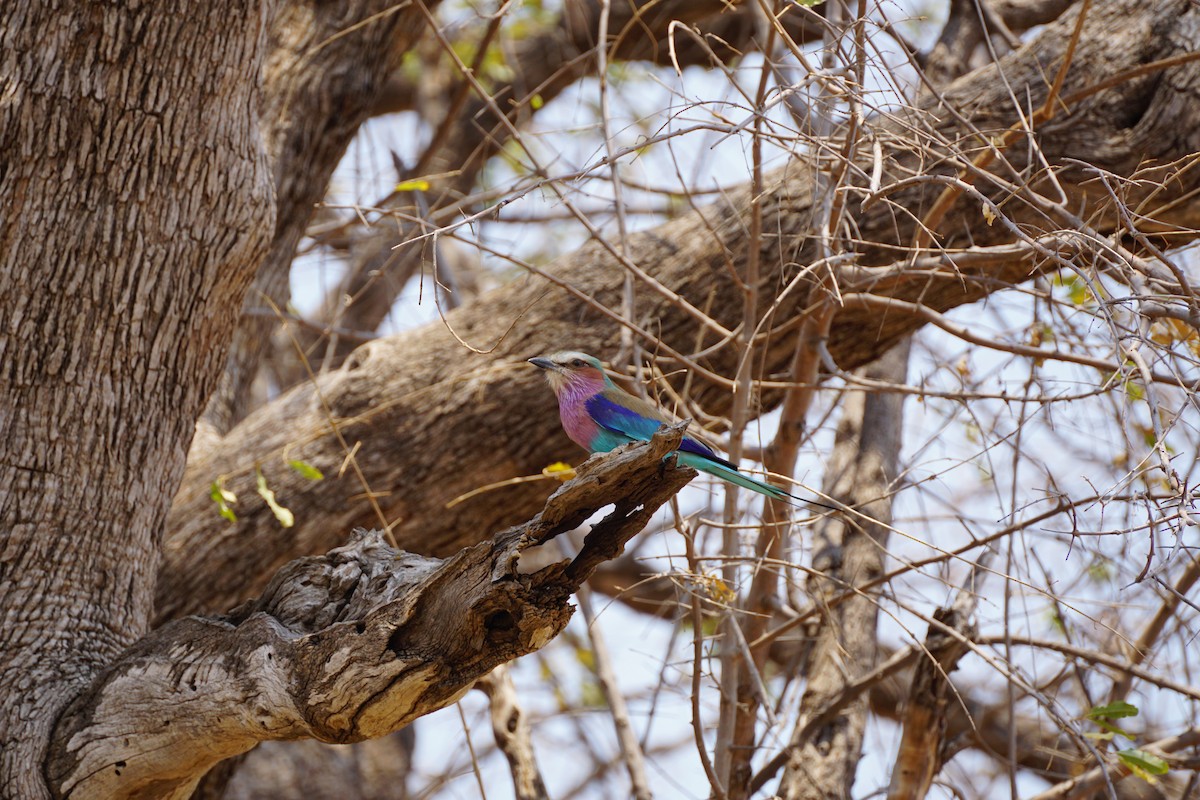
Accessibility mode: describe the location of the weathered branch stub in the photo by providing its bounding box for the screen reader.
[47,425,693,800]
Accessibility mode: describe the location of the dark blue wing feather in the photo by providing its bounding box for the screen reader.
[585,392,738,470]
[585,393,661,440]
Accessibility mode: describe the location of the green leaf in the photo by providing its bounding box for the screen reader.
[288,459,324,481]
[210,479,237,523]
[394,179,430,192]
[1089,701,1139,721]
[1119,749,1170,782]
[1087,701,1139,740]
[256,468,295,528]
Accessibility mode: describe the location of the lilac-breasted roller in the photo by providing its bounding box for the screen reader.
[529,351,808,504]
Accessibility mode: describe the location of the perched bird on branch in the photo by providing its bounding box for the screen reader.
[528,350,816,506]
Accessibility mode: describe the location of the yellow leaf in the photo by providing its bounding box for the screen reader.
[982,202,997,226]
[394,179,430,192]
[542,462,576,481]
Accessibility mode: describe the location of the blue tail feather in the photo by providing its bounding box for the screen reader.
[673,451,802,504]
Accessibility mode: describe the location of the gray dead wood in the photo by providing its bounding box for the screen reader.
[46,427,693,800]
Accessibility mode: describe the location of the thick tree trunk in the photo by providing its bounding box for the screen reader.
[0,3,275,797]
[158,0,1200,623]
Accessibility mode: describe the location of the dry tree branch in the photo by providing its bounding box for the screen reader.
[712,7,781,790]
[839,293,1198,390]
[1106,552,1200,704]
[885,594,982,800]
[160,0,1200,640]
[295,0,829,382]
[48,427,693,800]
[198,0,427,438]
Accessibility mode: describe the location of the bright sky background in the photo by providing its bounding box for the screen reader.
[285,3,1200,795]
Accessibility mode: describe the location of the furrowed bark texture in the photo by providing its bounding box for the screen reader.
[158,0,1200,623]
[47,428,692,800]
[0,3,275,797]
[777,342,910,800]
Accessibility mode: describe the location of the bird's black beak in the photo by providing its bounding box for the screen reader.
[528,357,556,371]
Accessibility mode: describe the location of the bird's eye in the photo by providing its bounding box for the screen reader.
[572,359,585,367]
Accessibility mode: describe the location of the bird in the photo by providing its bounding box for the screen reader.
[528,350,815,506]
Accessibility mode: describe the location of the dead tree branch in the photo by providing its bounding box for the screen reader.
[48,427,693,800]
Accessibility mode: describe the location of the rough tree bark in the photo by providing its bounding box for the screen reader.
[159,0,1200,625]
[43,428,692,799]
[0,3,275,798]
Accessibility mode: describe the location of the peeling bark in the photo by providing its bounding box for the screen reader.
[47,427,693,800]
